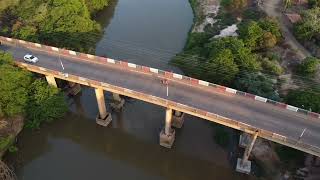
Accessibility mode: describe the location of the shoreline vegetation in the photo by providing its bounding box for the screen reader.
[0,1,110,179]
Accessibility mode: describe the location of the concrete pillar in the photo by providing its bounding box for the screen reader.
[45,75,57,88]
[110,93,125,111]
[243,131,258,161]
[236,131,259,174]
[95,88,112,127]
[172,110,185,128]
[159,108,175,148]
[67,82,81,96]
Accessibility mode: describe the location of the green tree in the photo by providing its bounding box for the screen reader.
[203,49,239,85]
[294,7,320,40]
[258,18,282,40]
[221,0,248,10]
[85,0,110,14]
[239,21,264,50]
[285,90,320,113]
[309,0,320,8]
[26,80,68,129]
[208,37,261,72]
[235,73,280,100]
[261,58,284,75]
[297,56,319,77]
[0,51,33,117]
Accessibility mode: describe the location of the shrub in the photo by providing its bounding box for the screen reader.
[297,56,319,77]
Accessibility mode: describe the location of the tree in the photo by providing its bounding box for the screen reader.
[239,21,264,50]
[0,51,33,117]
[203,49,239,85]
[85,0,110,14]
[234,73,280,100]
[297,56,319,77]
[0,0,109,53]
[25,80,68,129]
[221,0,248,10]
[208,37,261,72]
[285,90,320,113]
[258,18,282,40]
[309,0,320,8]
[261,58,283,75]
[261,32,277,49]
[294,7,320,40]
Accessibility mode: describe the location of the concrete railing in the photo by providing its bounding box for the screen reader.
[1,36,320,156]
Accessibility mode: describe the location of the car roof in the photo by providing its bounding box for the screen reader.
[25,54,35,58]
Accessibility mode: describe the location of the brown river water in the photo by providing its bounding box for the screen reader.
[7,0,255,179]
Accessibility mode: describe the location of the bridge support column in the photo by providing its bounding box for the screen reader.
[45,75,57,88]
[236,131,259,174]
[95,88,112,127]
[110,93,125,111]
[67,82,81,96]
[172,110,185,128]
[160,108,175,148]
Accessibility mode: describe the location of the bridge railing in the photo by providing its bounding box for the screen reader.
[15,61,320,157]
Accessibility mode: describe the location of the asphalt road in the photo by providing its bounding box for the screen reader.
[1,44,320,149]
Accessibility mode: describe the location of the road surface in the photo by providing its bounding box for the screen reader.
[1,43,320,152]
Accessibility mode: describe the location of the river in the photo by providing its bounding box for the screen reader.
[8,0,254,179]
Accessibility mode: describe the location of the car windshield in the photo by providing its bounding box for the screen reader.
[30,56,35,59]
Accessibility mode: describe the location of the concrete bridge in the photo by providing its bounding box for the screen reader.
[1,36,320,173]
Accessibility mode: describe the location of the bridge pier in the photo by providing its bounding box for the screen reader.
[45,75,57,88]
[160,108,175,148]
[236,131,259,174]
[172,110,185,128]
[110,93,125,111]
[67,82,81,96]
[95,88,112,127]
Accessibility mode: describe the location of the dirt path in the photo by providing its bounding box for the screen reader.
[260,0,311,59]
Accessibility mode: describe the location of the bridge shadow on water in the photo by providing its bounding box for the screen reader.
[10,110,254,180]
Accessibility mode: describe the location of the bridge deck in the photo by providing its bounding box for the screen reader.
[1,41,320,155]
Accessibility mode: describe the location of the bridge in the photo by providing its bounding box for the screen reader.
[1,36,320,173]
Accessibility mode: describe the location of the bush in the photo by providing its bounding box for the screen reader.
[285,89,320,113]
[25,80,68,129]
[297,56,319,77]
[262,58,284,75]
[235,73,280,100]
[294,7,320,40]
[221,0,248,10]
[242,8,266,21]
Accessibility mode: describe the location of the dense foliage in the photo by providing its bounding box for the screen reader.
[0,52,32,117]
[25,80,67,129]
[294,7,320,41]
[221,0,248,10]
[0,0,110,52]
[173,17,281,97]
[285,90,320,113]
[0,51,67,129]
[296,56,319,76]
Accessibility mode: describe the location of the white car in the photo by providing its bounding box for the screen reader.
[24,54,39,63]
